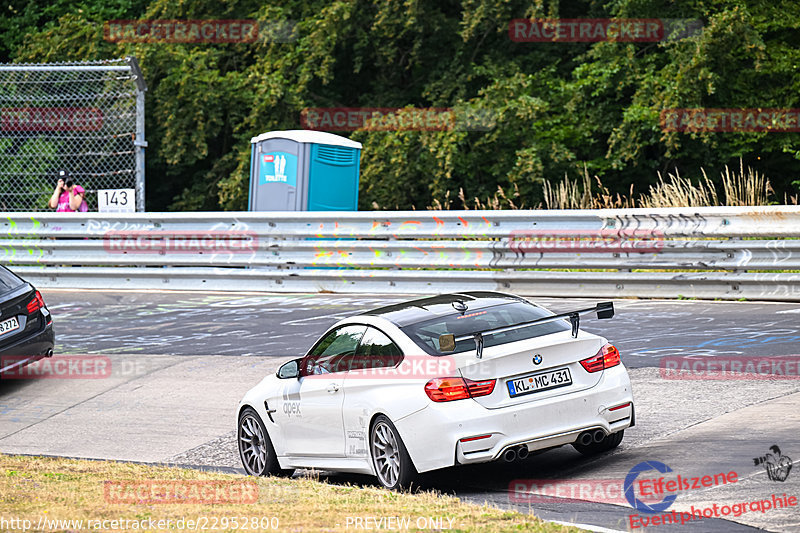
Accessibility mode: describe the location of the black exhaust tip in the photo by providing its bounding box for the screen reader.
[502,448,517,462]
[578,431,594,446]
[593,429,606,443]
[517,445,529,460]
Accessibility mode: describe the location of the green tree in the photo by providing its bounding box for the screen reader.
[7,0,799,210]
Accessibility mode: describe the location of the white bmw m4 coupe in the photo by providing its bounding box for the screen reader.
[237,292,634,489]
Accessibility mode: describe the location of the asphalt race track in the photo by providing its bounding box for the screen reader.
[2,290,800,532]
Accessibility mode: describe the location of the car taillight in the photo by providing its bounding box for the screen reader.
[425,378,470,402]
[466,378,496,397]
[579,343,621,373]
[26,290,45,314]
[424,377,496,402]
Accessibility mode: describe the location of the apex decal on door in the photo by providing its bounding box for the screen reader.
[282,386,302,418]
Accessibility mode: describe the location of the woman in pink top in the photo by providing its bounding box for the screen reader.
[48,171,88,212]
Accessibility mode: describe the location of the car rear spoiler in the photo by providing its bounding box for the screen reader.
[439,302,614,359]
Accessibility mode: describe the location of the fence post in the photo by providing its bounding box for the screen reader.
[128,56,148,212]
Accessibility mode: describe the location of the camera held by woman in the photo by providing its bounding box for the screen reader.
[48,170,88,212]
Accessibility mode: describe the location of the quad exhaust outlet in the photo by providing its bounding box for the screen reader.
[500,428,608,462]
[502,445,530,462]
[577,429,607,446]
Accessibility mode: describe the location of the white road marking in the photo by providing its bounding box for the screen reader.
[547,519,627,533]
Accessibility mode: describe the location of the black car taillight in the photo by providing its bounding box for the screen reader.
[26,290,45,314]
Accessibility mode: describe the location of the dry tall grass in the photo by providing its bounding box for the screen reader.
[426,159,779,210]
[429,184,525,210]
[542,172,592,209]
[543,165,635,209]
[638,169,719,208]
[720,159,774,206]
[640,159,773,208]
[537,159,774,210]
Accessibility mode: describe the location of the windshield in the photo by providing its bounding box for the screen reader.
[400,302,571,355]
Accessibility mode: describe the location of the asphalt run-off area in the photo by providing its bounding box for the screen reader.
[2,290,799,532]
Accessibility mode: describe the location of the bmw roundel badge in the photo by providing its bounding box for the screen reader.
[532,354,542,365]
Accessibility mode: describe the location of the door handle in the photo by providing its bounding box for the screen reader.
[327,383,340,393]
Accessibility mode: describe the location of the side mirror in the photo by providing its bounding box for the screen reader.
[277,360,300,379]
[439,334,456,352]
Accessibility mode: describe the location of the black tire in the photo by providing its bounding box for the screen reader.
[369,415,417,490]
[238,407,293,477]
[572,430,624,456]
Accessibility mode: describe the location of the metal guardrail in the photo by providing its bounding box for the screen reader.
[1,206,799,300]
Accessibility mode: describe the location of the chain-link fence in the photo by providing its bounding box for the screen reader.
[0,57,146,212]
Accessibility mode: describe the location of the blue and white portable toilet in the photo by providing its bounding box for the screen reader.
[248,130,362,211]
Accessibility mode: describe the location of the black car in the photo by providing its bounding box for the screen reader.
[0,265,54,376]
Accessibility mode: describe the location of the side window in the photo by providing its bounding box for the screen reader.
[351,327,403,371]
[303,325,367,375]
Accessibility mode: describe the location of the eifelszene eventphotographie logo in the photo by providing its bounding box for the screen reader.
[624,460,678,513]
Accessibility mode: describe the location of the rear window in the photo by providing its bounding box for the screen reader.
[400,301,571,355]
[0,266,24,294]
